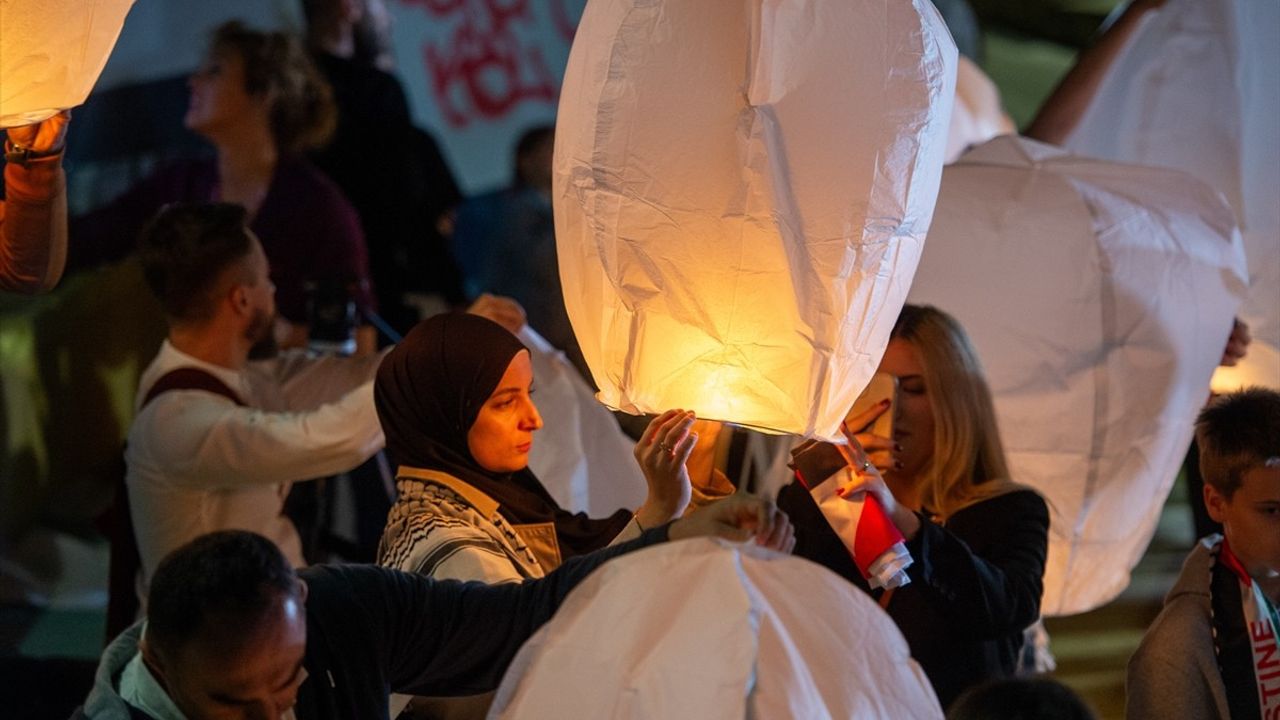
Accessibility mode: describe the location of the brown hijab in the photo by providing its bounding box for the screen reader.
[375,312,630,559]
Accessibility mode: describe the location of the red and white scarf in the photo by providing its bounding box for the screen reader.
[1216,537,1280,718]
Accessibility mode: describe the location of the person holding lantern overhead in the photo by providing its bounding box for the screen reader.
[66,21,378,354]
[777,304,1049,710]
[1,111,70,294]
[375,312,776,585]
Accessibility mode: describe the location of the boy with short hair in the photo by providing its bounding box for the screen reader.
[1126,387,1280,719]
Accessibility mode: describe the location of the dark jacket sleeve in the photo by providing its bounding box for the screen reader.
[903,489,1049,639]
[376,525,670,696]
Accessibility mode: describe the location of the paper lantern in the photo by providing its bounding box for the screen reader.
[0,0,136,127]
[489,538,943,719]
[1063,0,1279,391]
[555,0,957,440]
[520,327,645,515]
[907,136,1248,615]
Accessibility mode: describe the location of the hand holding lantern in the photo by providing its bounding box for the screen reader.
[632,409,697,528]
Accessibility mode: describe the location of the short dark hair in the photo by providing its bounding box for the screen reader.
[948,677,1096,720]
[138,202,255,323]
[147,531,300,659]
[1195,387,1280,499]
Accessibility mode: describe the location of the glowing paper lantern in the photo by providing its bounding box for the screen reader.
[0,0,136,127]
[519,327,645,515]
[555,0,957,440]
[908,136,1248,615]
[1063,0,1279,390]
[489,539,943,719]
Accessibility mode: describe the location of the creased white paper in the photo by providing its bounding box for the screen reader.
[908,136,1249,615]
[1064,0,1279,391]
[0,0,136,127]
[554,0,957,440]
[488,538,942,719]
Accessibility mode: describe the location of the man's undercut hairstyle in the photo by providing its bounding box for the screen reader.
[1195,386,1280,499]
[147,530,299,658]
[138,202,255,323]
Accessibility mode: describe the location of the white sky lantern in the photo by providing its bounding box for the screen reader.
[1063,0,1279,391]
[555,0,957,440]
[0,0,136,127]
[908,136,1249,615]
[489,539,944,719]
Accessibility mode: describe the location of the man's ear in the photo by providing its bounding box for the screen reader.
[295,577,309,605]
[1203,482,1228,524]
[227,283,251,317]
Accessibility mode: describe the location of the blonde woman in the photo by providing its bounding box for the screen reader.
[777,304,1048,710]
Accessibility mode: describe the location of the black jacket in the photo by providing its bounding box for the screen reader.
[777,482,1048,708]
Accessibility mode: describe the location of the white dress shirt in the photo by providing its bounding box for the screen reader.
[126,341,386,594]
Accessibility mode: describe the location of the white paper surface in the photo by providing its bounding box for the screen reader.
[488,538,942,719]
[908,136,1249,615]
[554,0,957,440]
[1064,0,1279,391]
[0,0,136,127]
[519,326,646,515]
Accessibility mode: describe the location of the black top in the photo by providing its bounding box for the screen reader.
[291,525,668,718]
[309,52,466,332]
[777,482,1048,709]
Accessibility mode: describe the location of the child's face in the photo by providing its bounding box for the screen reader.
[1207,462,1280,580]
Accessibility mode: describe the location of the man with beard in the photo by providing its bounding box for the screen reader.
[122,202,388,602]
[124,204,527,606]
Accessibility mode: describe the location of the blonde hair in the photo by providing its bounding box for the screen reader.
[891,304,1022,520]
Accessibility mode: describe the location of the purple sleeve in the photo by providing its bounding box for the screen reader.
[255,160,378,324]
[66,162,207,273]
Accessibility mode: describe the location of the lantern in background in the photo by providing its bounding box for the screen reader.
[555,0,956,440]
[1063,0,1279,390]
[489,539,944,719]
[908,136,1248,615]
[0,0,136,127]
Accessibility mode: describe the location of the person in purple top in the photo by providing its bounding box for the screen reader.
[69,21,378,354]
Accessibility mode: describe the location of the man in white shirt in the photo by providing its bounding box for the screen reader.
[126,201,390,595]
[125,202,523,596]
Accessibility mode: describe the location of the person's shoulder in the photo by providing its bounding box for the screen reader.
[276,156,344,195]
[961,485,1048,518]
[1129,587,1215,680]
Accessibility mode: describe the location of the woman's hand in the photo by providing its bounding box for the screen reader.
[669,494,795,553]
[633,409,697,527]
[845,399,898,473]
[835,426,921,541]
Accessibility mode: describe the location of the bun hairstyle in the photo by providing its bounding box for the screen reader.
[211,21,337,154]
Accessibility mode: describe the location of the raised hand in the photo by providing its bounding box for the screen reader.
[633,409,697,528]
